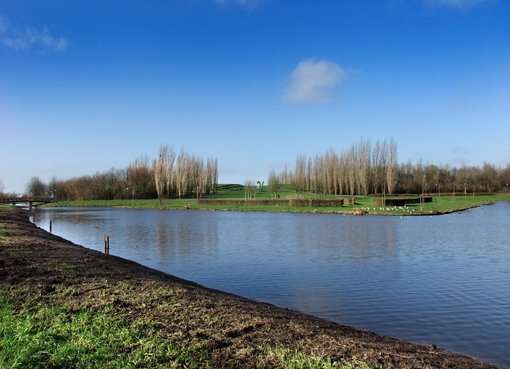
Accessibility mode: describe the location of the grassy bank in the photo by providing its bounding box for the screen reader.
[44,193,510,216]
[0,292,205,369]
[1,292,364,369]
[0,208,498,369]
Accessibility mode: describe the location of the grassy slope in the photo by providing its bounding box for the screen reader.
[0,294,202,369]
[0,293,367,369]
[44,184,510,216]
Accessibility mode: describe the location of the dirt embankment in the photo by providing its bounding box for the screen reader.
[0,208,500,369]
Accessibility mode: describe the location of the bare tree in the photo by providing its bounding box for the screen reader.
[26,177,47,198]
[294,154,307,191]
[154,147,167,204]
[174,150,187,198]
[355,140,371,195]
[128,156,155,199]
[244,180,256,199]
[267,170,280,198]
[165,148,176,197]
[386,139,397,195]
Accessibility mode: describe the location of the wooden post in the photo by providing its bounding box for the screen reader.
[49,220,52,233]
[104,235,110,255]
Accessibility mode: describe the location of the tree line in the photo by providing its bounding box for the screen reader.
[23,146,218,201]
[269,139,510,196]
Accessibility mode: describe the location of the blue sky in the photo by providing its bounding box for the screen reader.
[1,0,509,192]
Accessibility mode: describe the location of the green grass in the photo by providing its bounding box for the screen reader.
[265,348,370,369]
[354,194,510,215]
[0,294,369,369]
[0,297,212,369]
[44,193,510,216]
[0,223,7,242]
[40,183,510,215]
[213,183,304,199]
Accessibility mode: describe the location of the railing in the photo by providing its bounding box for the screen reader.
[0,198,54,209]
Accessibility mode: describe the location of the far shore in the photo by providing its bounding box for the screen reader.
[0,207,500,369]
[41,194,510,216]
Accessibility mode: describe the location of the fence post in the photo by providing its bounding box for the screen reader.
[49,220,52,233]
[104,235,110,255]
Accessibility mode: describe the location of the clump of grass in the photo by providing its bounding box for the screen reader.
[0,223,8,243]
[264,348,370,369]
[0,298,212,369]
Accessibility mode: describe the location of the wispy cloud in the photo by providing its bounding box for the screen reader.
[284,59,346,104]
[0,15,67,51]
[424,0,489,9]
[214,0,263,9]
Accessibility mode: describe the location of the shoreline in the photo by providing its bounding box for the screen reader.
[41,195,509,216]
[0,208,501,368]
[43,203,488,217]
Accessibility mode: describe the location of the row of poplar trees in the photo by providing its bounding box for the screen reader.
[269,139,510,196]
[270,139,398,196]
[152,145,218,201]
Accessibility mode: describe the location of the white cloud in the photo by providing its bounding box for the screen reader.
[425,0,489,9]
[284,59,346,104]
[215,0,263,9]
[0,15,67,51]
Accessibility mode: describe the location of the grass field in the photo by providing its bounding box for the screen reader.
[42,184,510,216]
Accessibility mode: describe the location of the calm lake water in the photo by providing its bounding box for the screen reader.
[33,204,510,367]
